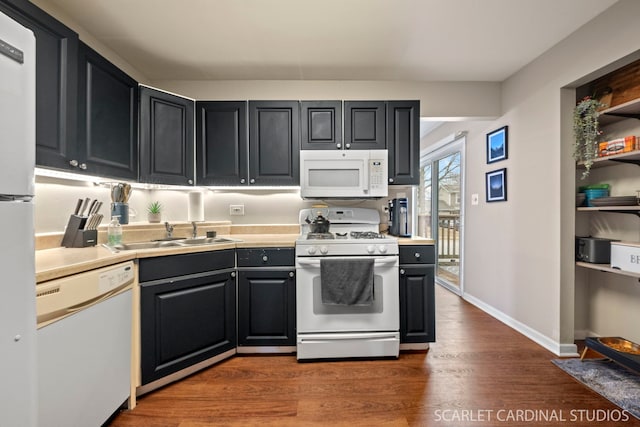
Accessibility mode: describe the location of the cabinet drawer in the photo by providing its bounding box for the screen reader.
[237,248,294,267]
[139,249,235,282]
[399,245,435,264]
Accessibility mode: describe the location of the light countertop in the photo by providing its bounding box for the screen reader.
[36,231,433,284]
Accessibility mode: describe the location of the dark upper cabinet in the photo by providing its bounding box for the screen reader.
[195,101,248,186]
[344,101,386,150]
[0,0,79,171]
[387,101,420,185]
[77,42,138,180]
[300,101,342,150]
[140,85,195,185]
[248,101,300,186]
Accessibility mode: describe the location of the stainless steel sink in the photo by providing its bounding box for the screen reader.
[109,241,183,251]
[104,236,239,252]
[177,237,237,245]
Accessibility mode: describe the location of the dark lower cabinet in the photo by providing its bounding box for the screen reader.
[399,245,436,344]
[249,101,300,186]
[77,42,138,180]
[140,85,195,185]
[387,101,420,185]
[237,248,296,348]
[0,0,79,172]
[139,251,236,385]
[344,101,386,150]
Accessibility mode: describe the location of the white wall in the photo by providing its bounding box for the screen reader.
[422,0,640,355]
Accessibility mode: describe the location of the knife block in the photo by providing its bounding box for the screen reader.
[61,215,98,248]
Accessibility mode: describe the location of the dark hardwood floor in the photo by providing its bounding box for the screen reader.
[108,286,640,426]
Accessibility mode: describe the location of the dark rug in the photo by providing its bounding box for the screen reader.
[552,358,640,419]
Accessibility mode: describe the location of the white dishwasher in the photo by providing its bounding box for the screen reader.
[36,261,134,427]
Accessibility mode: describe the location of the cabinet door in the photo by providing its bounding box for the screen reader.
[77,42,138,180]
[387,101,420,185]
[300,101,342,150]
[249,101,300,186]
[139,85,194,185]
[399,264,435,343]
[195,101,248,186]
[237,269,296,346]
[140,270,236,385]
[0,0,79,171]
[344,101,386,149]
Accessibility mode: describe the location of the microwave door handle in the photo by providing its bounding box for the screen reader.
[362,164,369,194]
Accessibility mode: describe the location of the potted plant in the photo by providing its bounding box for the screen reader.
[147,201,162,223]
[573,96,605,179]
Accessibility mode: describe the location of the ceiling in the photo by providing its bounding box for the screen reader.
[46,0,617,82]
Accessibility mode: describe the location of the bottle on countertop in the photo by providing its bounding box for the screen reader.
[107,215,122,246]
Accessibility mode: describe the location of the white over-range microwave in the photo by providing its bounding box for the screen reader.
[300,149,388,199]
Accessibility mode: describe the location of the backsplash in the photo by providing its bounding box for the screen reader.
[34,176,414,235]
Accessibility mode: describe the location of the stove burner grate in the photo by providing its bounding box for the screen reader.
[350,231,385,239]
[307,232,334,240]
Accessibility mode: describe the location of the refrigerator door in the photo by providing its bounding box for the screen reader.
[0,201,36,427]
[0,11,35,197]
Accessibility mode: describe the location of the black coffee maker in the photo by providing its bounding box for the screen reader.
[388,198,410,237]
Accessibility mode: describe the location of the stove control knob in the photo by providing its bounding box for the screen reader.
[367,245,375,254]
[320,246,329,255]
[378,245,388,254]
[307,247,317,255]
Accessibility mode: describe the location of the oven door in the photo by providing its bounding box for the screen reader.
[295,255,399,333]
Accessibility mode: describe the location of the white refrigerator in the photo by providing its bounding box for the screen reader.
[0,10,37,427]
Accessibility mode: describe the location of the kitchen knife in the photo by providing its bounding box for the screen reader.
[79,198,91,216]
[73,198,83,215]
[87,199,97,215]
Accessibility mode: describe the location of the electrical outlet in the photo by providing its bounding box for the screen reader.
[471,194,479,205]
[229,204,245,216]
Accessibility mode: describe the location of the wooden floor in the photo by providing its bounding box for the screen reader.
[108,286,640,427]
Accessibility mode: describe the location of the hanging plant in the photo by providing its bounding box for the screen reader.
[573,96,605,179]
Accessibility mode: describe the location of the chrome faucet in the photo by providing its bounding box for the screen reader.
[191,221,198,238]
[164,222,174,238]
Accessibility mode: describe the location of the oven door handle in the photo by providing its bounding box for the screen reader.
[297,257,398,267]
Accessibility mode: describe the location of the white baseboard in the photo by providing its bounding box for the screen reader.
[462,293,579,357]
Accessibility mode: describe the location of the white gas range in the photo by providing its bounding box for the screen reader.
[295,207,400,360]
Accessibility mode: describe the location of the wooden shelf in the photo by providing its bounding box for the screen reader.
[576,261,640,279]
[578,150,640,169]
[577,205,640,213]
[598,98,640,126]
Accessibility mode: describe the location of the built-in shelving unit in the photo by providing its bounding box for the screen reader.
[576,261,640,279]
[578,149,640,169]
[598,98,640,126]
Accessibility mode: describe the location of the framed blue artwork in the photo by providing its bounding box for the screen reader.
[486,126,508,164]
[486,168,507,202]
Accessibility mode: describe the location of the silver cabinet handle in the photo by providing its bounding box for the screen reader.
[69,159,78,167]
[414,253,421,259]
[400,269,405,275]
[250,178,256,184]
[389,178,394,183]
[262,255,268,262]
[289,271,294,278]
[336,143,341,149]
[188,179,193,185]
[231,271,236,278]
[345,143,351,149]
[79,163,87,170]
[240,178,246,184]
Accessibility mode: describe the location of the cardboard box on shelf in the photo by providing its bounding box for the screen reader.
[598,135,637,157]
